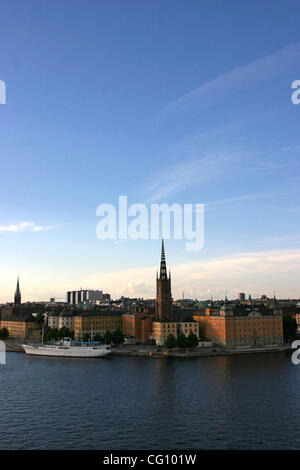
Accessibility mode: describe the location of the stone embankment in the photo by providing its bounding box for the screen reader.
[3,340,24,352]
[111,344,291,358]
[3,341,291,358]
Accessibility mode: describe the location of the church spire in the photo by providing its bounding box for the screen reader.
[156,239,173,320]
[14,275,21,305]
[159,238,167,280]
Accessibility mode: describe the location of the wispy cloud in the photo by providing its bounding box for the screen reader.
[145,152,235,202]
[0,221,57,233]
[206,189,296,208]
[158,42,300,125]
[144,154,292,204]
[32,225,56,232]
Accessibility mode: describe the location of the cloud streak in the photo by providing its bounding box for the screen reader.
[145,152,235,202]
[206,189,296,208]
[0,221,57,233]
[158,42,300,125]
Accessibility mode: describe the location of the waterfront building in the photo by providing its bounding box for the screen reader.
[58,312,74,331]
[122,312,152,343]
[0,316,41,341]
[193,298,284,348]
[151,241,200,346]
[47,311,74,331]
[74,311,122,340]
[151,320,200,346]
[47,311,59,329]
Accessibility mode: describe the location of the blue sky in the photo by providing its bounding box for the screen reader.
[0,0,299,301]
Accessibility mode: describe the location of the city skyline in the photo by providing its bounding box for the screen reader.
[0,1,299,302]
[3,243,300,303]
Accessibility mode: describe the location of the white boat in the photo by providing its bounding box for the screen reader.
[22,338,112,358]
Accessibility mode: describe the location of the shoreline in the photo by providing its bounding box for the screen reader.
[4,340,291,358]
[111,344,291,358]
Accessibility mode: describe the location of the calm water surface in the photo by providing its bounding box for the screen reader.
[0,352,299,449]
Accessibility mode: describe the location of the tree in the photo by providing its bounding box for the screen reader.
[283,314,297,341]
[93,333,103,342]
[103,330,113,345]
[177,331,188,348]
[0,327,9,340]
[82,332,91,342]
[187,332,198,349]
[58,326,72,339]
[43,326,59,342]
[164,334,177,349]
[35,312,45,325]
[112,328,124,345]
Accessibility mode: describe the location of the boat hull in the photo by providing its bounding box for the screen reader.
[22,344,111,358]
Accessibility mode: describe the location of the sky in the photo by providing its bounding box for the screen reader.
[0,0,299,302]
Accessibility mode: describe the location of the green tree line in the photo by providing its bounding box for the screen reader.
[164,331,198,349]
[80,328,124,345]
[42,326,124,345]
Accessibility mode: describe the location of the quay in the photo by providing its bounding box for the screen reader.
[4,340,291,358]
[110,344,291,358]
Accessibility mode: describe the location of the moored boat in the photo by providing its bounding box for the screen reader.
[22,338,112,358]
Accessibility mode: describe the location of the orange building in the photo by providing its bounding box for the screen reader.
[122,312,152,343]
[0,316,41,341]
[193,301,283,348]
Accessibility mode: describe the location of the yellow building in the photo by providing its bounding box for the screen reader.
[151,320,199,346]
[74,311,122,340]
[0,316,41,341]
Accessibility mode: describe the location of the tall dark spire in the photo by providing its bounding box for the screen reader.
[159,238,167,280]
[156,239,173,320]
[14,275,21,305]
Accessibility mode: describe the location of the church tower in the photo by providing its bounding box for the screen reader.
[14,275,21,305]
[156,240,173,320]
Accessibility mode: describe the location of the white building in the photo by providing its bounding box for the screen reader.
[47,312,74,332]
[66,289,103,305]
[58,312,74,331]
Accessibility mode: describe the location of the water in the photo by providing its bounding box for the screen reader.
[0,352,299,449]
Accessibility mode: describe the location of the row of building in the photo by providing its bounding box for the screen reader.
[1,241,298,347]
